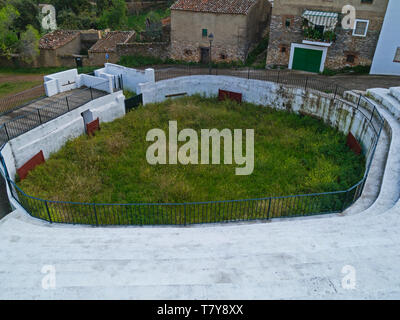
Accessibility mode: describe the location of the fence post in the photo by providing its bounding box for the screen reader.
[66,96,70,111]
[304,77,308,91]
[342,190,349,211]
[266,198,272,220]
[333,84,338,100]
[277,70,280,83]
[370,106,375,122]
[184,204,187,226]
[357,93,362,109]
[37,109,42,124]
[4,123,10,141]
[247,67,250,79]
[90,87,93,100]
[93,204,99,226]
[44,200,52,223]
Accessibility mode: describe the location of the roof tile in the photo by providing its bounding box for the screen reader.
[171,0,258,15]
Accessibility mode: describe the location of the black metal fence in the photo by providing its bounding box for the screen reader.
[0,81,109,144]
[0,68,384,226]
[0,84,46,116]
[155,66,349,99]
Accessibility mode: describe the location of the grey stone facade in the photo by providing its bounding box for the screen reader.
[266,0,388,70]
[171,0,271,63]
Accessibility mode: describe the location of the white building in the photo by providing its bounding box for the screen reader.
[370,0,400,76]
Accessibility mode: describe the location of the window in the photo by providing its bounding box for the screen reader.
[353,19,369,37]
[220,53,227,60]
[202,29,208,37]
[346,54,356,63]
[281,46,287,53]
[394,47,400,63]
[285,19,291,27]
[361,0,373,3]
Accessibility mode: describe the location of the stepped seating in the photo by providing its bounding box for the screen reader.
[367,86,400,120]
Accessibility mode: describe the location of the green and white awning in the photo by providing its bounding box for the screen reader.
[302,10,339,31]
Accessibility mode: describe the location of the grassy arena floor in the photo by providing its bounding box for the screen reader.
[17,96,365,204]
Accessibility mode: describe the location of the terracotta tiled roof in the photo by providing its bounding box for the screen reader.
[161,16,171,26]
[39,30,80,50]
[170,0,258,15]
[89,31,135,53]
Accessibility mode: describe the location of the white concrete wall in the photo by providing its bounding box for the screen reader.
[44,69,113,97]
[6,91,125,170]
[44,69,79,97]
[95,63,155,93]
[139,75,377,157]
[0,143,16,184]
[77,74,113,94]
[370,0,400,76]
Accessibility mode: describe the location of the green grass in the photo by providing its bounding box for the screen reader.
[0,66,98,75]
[245,37,269,67]
[18,96,365,208]
[322,65,371,76]
[0,80,42,98]
[119,54,247,69]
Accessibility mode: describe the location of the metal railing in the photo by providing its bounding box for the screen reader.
[0,68,384,226]
[0,84,46,116]
[0,80,109,145]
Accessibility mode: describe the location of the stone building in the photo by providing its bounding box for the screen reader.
[38,30,101,68]
[266,0,389,72]
[170,0,271,63]
[88,31,136,66]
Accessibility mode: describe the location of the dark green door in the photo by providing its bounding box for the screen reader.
[292,47,323,73]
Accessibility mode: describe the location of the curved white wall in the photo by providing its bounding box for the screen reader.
[139,75,379,162]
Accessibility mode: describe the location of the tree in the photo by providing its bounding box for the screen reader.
[0,4,20,57]
[19,25,40,63]
[98,0,127,30]
[8,0,40,32]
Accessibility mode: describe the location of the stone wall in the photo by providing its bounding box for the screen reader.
[117,42,170,60]
[170,2,271,64]
[266,0,388,70]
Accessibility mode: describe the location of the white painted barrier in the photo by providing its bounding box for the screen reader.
[44,69,79,97]
[138,75,377,159]
[95,63,155,93]
[44,69,113,97]
[8,91,125,169]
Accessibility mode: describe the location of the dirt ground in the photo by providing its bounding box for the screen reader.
[0,73,44,84]
[309,73,400,91]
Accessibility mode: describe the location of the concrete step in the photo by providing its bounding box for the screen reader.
[389,87,400,103]
[367,88,400,120]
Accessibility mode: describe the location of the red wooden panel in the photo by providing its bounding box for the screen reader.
[218,89,242,103]
[86,118,100,136]
[17,150,45,180]
[347,132,362,155]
